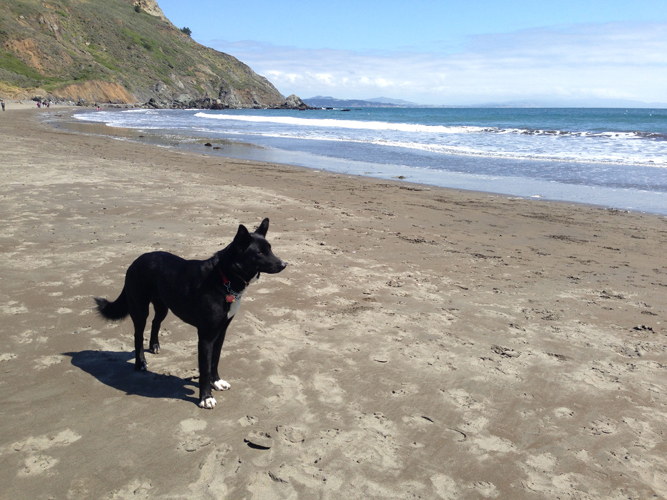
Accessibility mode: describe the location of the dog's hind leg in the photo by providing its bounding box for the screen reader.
[148,299,167,354]
[129,307,149,371]
[123,260,152,372]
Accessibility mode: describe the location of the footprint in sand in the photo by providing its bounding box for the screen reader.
[187,445,234,498]
[472,434,516,454]
[526,452,558,472]
[275,425,306,444]
[177,418,212,452]
[180,418,207,433]
[181,435,213,452]
[431,473,459,499]
[268,374,307,404]
[18,454,59,476]
[238,415,259,427]
[35,355,64,370]
[11,429,81,477]
[472,481,500,498]
[586,418,618,436]
[623,417,662,449]
[554,407,575,418]
[312,373,345,405]
[105,479,154,499]
[247,470,298,499]
[12,429,81,453]
[444,388,485,410]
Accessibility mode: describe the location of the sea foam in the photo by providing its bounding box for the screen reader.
[194,112,487,134]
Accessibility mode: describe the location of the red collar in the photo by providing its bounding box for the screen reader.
[219,270,241,303]
[219,269,230,285]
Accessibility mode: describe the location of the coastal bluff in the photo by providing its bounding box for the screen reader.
[0,0,307,109]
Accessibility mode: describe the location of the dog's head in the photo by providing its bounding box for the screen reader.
[229,218,287,281]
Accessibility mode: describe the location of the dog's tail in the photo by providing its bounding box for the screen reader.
[94,289,129,321]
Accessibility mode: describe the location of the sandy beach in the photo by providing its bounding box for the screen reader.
[1,106,666,499]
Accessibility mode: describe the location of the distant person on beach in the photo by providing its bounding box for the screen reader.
[1,100,5,111]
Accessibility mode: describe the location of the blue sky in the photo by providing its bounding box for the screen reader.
[158,1,667,105]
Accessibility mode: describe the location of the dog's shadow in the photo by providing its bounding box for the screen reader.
[64,350,199,405]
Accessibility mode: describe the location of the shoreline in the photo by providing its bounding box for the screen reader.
[1,107,667,498]
[62,106,667,216]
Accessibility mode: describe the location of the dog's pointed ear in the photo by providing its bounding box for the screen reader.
[232,224,252,250]
[254,218,269,237]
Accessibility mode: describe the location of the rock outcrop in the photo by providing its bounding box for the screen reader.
[283,94,310,110]
[0,0,307,109]
[145,88,312,110]
[130,0,170,22]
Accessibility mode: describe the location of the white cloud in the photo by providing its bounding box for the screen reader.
[207,22,667,105]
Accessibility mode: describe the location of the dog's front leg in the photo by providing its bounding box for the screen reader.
[211,325,230,392]
[197,334,216,409]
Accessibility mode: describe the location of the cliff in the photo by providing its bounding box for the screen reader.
[0,0,308,109]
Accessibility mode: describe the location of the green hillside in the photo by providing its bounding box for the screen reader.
[0,0,302,108]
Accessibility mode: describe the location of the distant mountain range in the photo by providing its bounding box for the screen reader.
[304,95,667,109]
[364,97,418,105]
[303,96,421,108]
[473,98,667,109]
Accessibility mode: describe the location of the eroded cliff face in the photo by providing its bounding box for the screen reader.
[130,0,170,22]
[2,80,134,104]
[0,0,305,109]
[51,81,136,103]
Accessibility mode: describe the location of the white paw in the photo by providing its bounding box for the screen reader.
[198,397,217,409]
[213,379,231,391]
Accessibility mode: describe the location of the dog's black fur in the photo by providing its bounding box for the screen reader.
[94,218,286,408]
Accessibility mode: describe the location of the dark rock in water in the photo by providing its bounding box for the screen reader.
[204,143,212,147]
[281,94,311,110]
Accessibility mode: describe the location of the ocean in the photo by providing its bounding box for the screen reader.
[73,107,667,214]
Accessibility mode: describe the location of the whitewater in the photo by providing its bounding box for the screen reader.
[73,107,667,214]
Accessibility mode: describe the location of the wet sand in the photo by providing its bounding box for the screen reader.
[1,107,666,499]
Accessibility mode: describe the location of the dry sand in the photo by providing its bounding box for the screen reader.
[1,107,666,499]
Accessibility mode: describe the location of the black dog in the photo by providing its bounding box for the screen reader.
[94,218,286,408]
